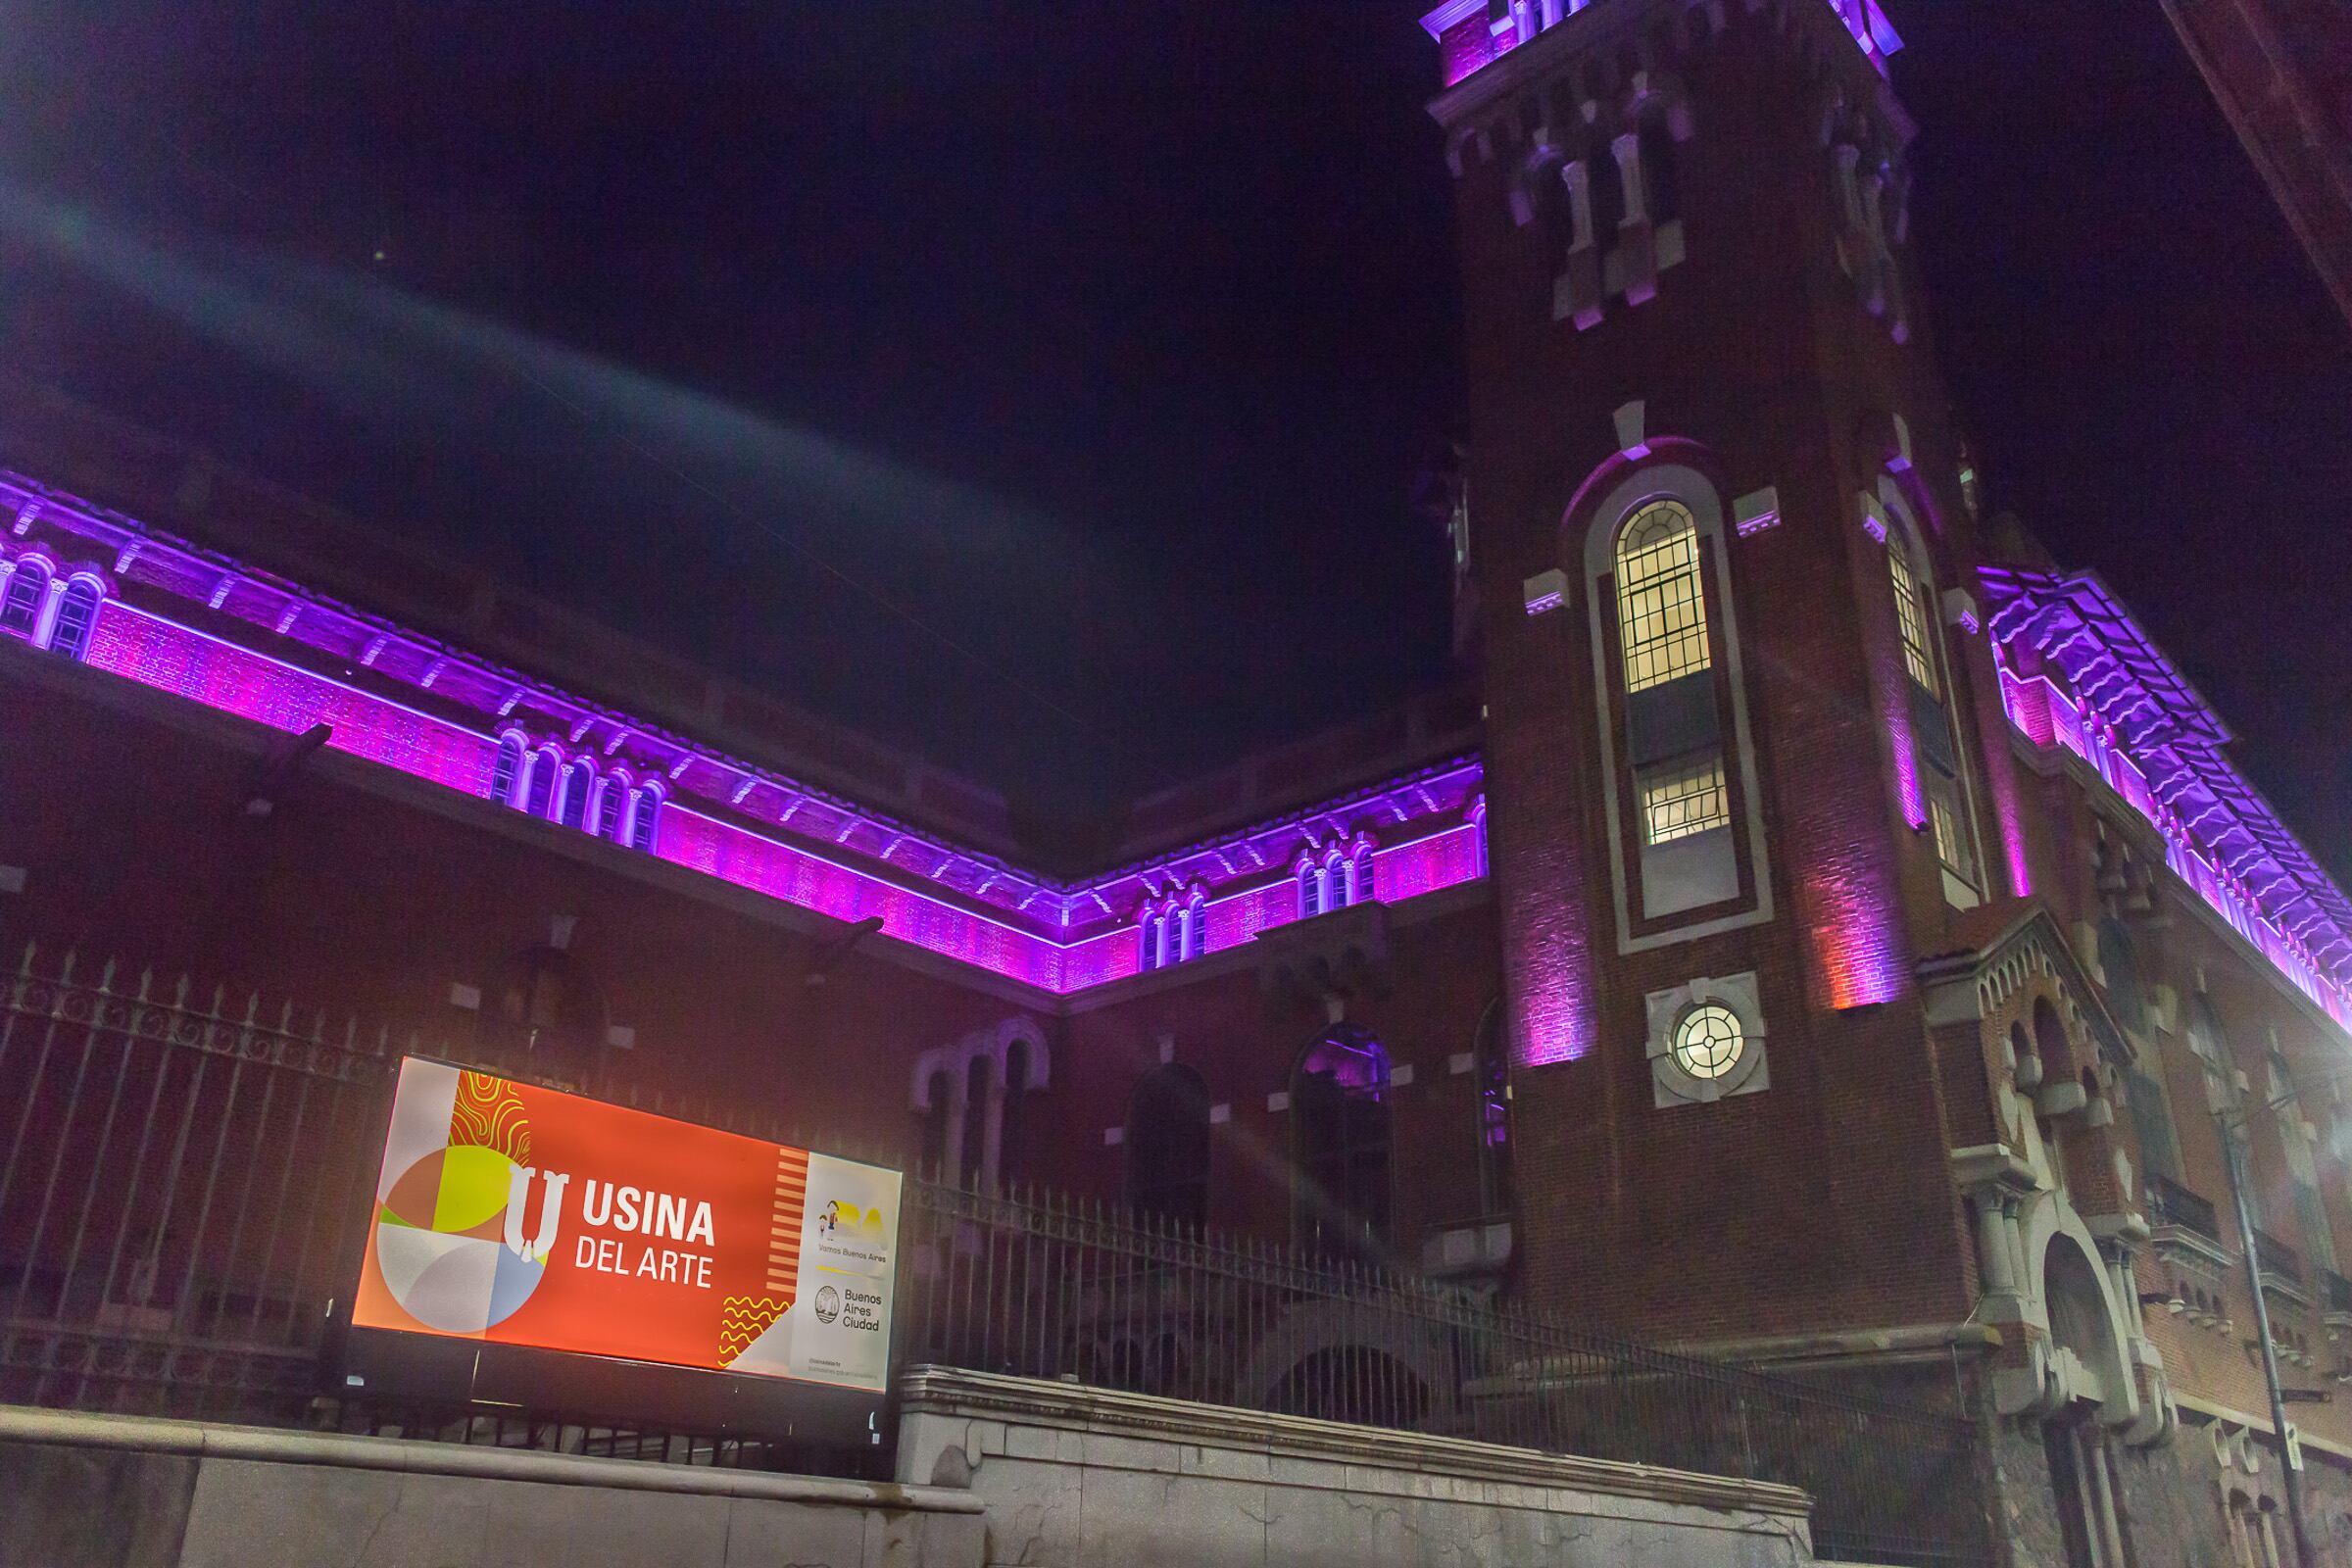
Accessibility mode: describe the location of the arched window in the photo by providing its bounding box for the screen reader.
[1182,900,1205,962]
[1351,844,1376,906]
[1298,858,1322,920]
[1614,500,1711,692]
[0,560,48,636]
[601,775,633,842]
[1127,1064,1211,1230]
[1887,539,1938,695]
[1137,907,1160,973]
[2125,1049,2183,1186]
[958,1054,992,1190]
[1884,504,1980,894]
[522,748,560,818]
[559,760,593,829]
[1636,104,1681,226]
[1322,852,1348,912]
[2096,919,2144,1035]
[489,736,525,808]
[1000,1038,1032,1188]
[1589,131,1626,242]
[2185,995,2232,1120]
[1606,496,1738,921]
[49,579,100,660]
[1292,1028,1392,1256]
[916,1066,956,1182]
[1473,1002,1514,1217]
[584,777,611,838]
[628,786,662,852]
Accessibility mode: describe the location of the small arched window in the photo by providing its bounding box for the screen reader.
[1351,844,1376,906]
[1182,900,1205,962]
[1127,1064,1212,1230]
[1292,1028,1392,1256]
[916,1066,956,1182]
[2097,919,2144,1035]
[1298,859,1322,920]
[1000,1039,1033,1188]
[1636,104,1681,226]
[490,736,525,808]
[1888,540,1938,696]
[49,579,100,660]
[522,748,560,818]
[1589,132,1627,241]
[1473,1002,1514,1217]
[0,560,49,636]
[559,760,593,829]
[1137,908,1160,973]
[628,786,662,852]
[958,1054,992,1189]
[601,775,633,842]
[1323,852,1348,912]
[1613,499,1711,692]
[1882,503,1979,894]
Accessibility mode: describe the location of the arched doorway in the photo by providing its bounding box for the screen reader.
[2040,1236,2130,1567]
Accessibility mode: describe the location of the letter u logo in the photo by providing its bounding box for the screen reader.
[504,1167,569,1263]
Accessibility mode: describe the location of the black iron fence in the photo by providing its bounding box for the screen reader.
[896,1179,1989,1567]
[0,945,1991,1565]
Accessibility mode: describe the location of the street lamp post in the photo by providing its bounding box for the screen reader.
[2215,1092,2317,1568]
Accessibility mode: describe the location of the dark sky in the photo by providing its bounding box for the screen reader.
[2,2,2347,875]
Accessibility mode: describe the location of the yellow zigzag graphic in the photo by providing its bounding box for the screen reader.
[717,1296,791,1366]
[451,1071,531,1168]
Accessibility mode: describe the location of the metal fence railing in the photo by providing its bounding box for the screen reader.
[895,1179,1991,1568]
[0,943,1991,1565]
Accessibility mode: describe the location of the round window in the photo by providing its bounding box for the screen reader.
[1672,1004,1746,1081]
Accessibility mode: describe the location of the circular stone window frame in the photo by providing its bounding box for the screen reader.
[1644,971,1769,1107]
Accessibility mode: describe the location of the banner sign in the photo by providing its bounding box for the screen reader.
[355,1058,901,1393]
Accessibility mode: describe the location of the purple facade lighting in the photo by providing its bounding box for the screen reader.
[1422,0,1899,91]
[1984,568,2352,1027]
[89,603,497,795]
[3,469,1494,1000]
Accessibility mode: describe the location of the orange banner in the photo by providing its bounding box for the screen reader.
[355,1058,901,1392]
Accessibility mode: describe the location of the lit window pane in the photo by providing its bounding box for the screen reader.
[1640,754,1730,846]
[1929,780,1975,882]
[1673,1004,1745,1080]
[1889,547,1938,695]
[1613,501,1712,694]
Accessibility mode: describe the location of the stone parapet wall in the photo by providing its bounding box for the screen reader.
[895,1365,1815,1568]
[0,1404,982,1568]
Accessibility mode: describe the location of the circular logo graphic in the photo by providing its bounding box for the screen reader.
[371,1144,548,1333]
[814,1285,841,1325]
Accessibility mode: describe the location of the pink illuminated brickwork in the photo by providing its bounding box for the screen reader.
[1984,569,2352,1027]
[1422,0,1898,90]
[1370,823,1484,904]
[87,603,497,795]
[656,805,1069,988]
[22,481,1493,999]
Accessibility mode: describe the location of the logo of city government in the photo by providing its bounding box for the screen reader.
[372,1073,565,1334]
[814,1286,841,1325]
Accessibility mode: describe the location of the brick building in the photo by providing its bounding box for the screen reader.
[2,1,2351,1564]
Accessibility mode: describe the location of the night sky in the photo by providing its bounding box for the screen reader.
[2,2,2347,874]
